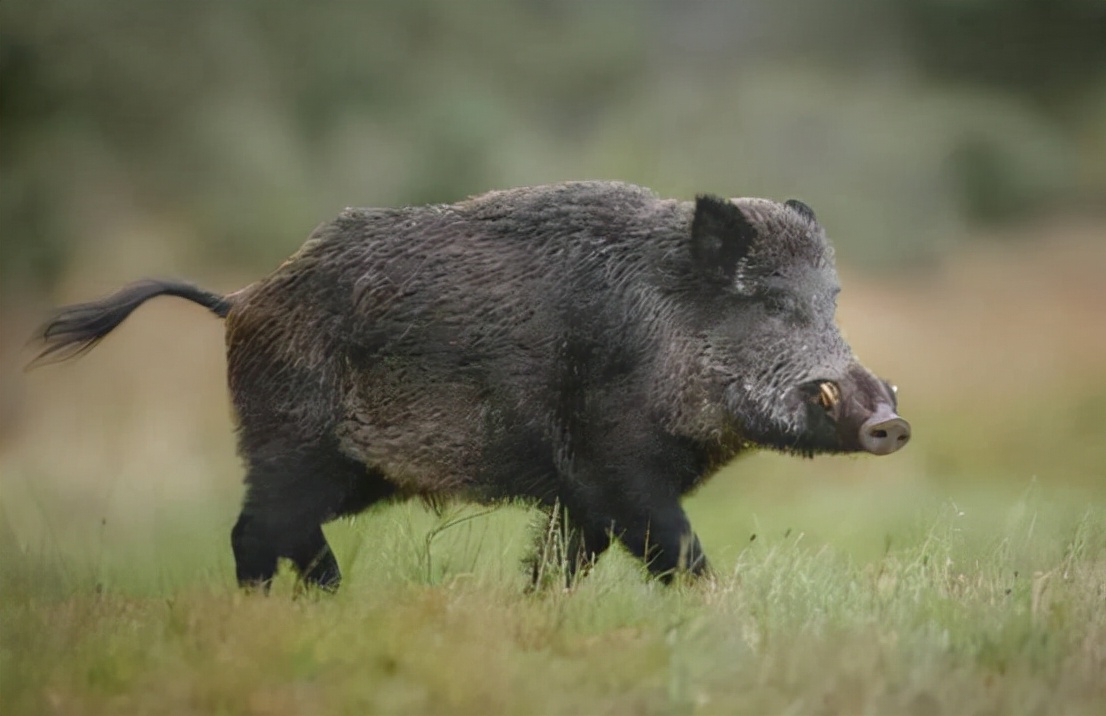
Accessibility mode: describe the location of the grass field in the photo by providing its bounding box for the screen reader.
[2,225,1104,715]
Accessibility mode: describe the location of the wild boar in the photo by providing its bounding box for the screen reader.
[32,181,910,590]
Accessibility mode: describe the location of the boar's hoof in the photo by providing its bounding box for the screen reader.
[859,405,911,455]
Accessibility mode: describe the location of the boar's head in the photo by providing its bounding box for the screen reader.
[684,195,910,457]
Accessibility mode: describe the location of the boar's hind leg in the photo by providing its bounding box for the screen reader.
[231,513,340,591]
[232,442,395,592]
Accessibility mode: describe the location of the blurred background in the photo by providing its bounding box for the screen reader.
[2,0,1104,587]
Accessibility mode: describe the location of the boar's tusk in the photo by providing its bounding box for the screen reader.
[818,381,840,409]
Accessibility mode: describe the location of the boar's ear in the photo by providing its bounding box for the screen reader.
[784,199,817,223]
[691,195,756,283]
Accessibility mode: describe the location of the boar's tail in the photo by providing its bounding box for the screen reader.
[27,279,231,368]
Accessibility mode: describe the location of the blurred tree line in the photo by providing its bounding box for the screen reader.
[2,0,1104,297]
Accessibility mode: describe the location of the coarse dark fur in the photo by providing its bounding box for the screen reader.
[30,181,909,591]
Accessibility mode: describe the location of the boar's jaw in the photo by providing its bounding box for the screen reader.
[719,380,839,458]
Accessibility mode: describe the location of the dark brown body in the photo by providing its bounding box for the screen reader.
[32,182,910,590]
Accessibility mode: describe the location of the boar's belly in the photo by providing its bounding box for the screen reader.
[335,375,491,493]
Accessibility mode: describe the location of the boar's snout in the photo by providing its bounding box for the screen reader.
[858,404,911,455]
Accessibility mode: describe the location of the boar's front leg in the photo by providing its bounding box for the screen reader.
[567,444,710,582]
[528,504,612,590]
[610,498,708,582]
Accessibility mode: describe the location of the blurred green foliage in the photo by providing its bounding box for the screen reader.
[2,0,1104,295]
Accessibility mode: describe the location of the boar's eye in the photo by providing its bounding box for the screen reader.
[761,286,804,319]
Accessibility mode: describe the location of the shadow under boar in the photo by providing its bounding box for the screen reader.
[31,181,910,591]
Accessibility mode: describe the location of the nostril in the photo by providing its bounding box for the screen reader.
[860,415,911,455]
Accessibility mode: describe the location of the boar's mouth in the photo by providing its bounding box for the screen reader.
[801,378,911,456]
[721,375,910,457]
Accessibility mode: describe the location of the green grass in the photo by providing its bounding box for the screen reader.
[2,476,1103,716]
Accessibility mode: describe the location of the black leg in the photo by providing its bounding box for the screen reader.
[536,374,719,584]
[287,526,342,592]
[565,519,612,584]
[611,502,709,582]
[231,511,279,591]
[560,436,712,583]
[231,440,394,592]
[231,510,343,592]
[529,503,613,590]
